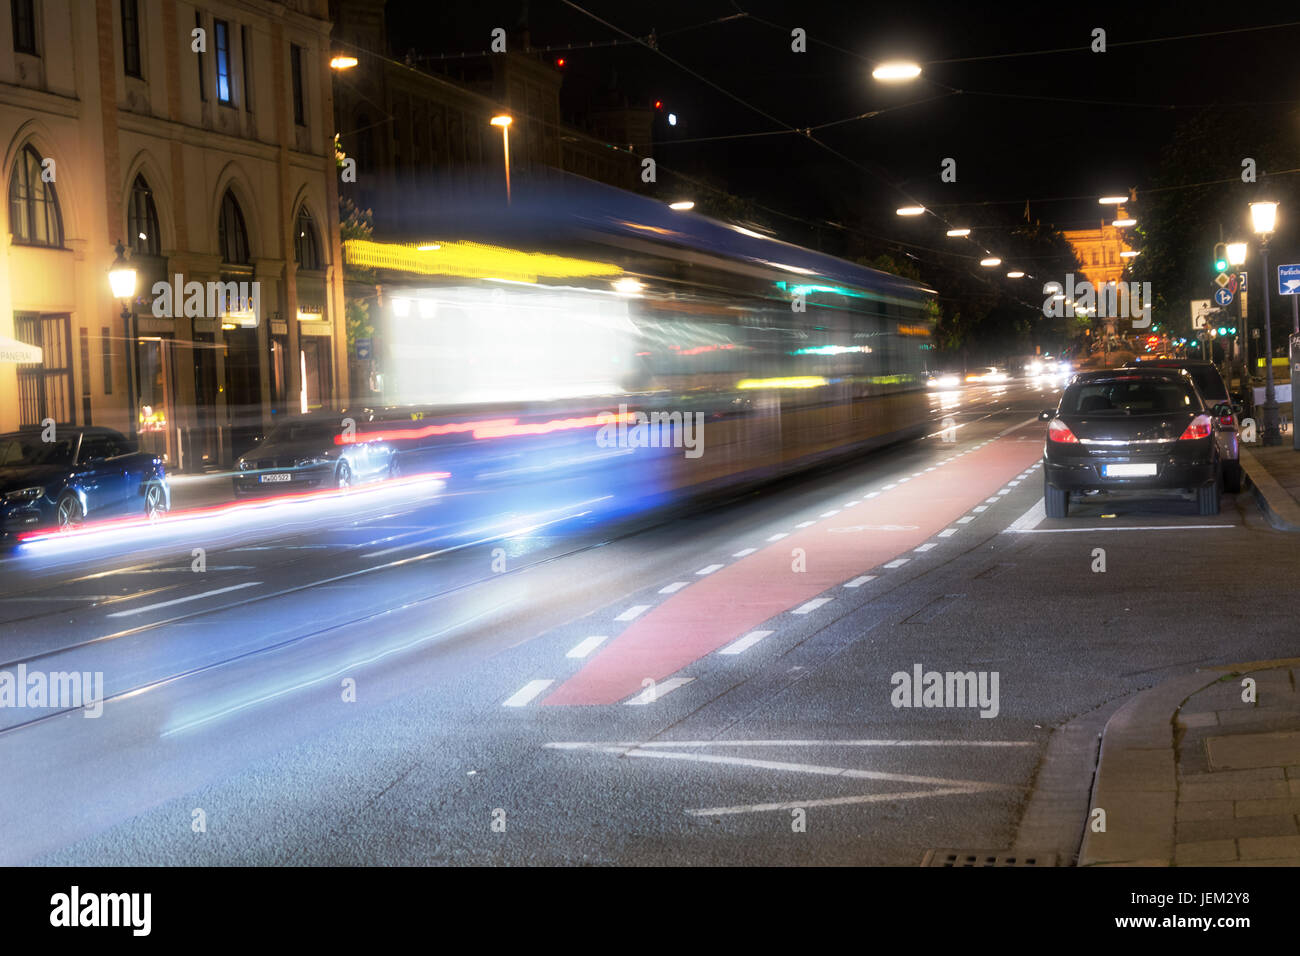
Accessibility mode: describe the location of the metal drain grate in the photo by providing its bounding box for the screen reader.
[923,849,1057,867]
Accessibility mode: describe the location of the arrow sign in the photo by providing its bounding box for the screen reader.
[1214,287,1235,306]
[1279,263,1300,296]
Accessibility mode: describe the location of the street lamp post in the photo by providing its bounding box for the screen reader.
[1250,201,1280,445]
[1227,241,1248,375]
[108,240,139,440]
[490,115,512,204]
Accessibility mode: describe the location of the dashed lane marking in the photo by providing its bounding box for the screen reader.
[792,597,832,615]
[844,575,876,588]
[106,582,262,618]
[696,564,724,575]
[503,679,554,707]
[659,581,689,594]
[615,604,651,622]
[624,677,694,705]
[567,636,609,659]
[718,630,773,655]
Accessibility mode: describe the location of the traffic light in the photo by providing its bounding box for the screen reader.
[1217,327,1227,336]
[1213,242,1228,273]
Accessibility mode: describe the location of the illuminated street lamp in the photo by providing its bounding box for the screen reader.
[896,205,925,216]
[490,114,512,204]
[1250,200,1281,444]
[329,55,359,69]
[945,228,970,237]
[872,62,922,82]
[1098,195,1128,205]
[1112,218,1136,227]
[108,240,139,440]
[1227,242,1247,267]
[979,257,1001,267]
[668,200,695,210]
[1006,271,1024,278]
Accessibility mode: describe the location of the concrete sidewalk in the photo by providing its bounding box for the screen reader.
[1240,441,1300,531]
[1080,659,1300,866]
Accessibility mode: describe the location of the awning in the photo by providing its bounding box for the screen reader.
[0,336,42,364]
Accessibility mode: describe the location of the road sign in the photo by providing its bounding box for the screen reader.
[1214,272,1232,289]
[1214,287,1235,306]
[355,338,372,360]
[1190,299,1211,329]
[1278,263,1300,295]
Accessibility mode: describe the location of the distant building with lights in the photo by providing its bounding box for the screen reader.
[1062,207,1134,290]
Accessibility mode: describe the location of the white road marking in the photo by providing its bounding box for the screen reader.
[1008,524,1235,534]
[719,630,773,655]
[1008,480,1021,486]
[659,581,689,594]
[549,739,1035,750]
[795,521,815,528]
[884,558,910,568]
[792,597,832,615]
[615,604,650,622]
[1006,498,1046,534]
[957,515,975,523]
[843,575,876,588]
[567,635,609,658]
[985,496,1002,503]
[843,501,860,507]
[766,532,789,541]
[914,542,937,552]
[733,548,757,557]
[973,505,988,512]
[865,492,880,498]
[624,677,694,705]
[938,528,958,537]
[696,564,724,575]
[925,467,937,472]
[503,679,554,707]
[882,483,897,490]
[689,788,983,816]
[819,510,840,518]
[897,476,912,483]
[997,487,1012,494]
[106,582,261,618]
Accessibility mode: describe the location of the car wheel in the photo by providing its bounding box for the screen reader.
[336,461,352,490]
[1223,460,1242,494]
[1044,476,1069,519]
[56,493,84,531]
[144,482,167,520]
[1197,471,1222,516]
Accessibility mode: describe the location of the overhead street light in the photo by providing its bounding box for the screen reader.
[668,201,695,210]
[329,55,359,69]
[872,62,922,82]
[979,257,1001,267]
[1120,250,1139,258]
[1250,199,1281,444]
[945,228,971,237]
[1098,196,1127,205]
[1226,242,1247,266]
[490,115,512,203]
[896,205,926,216]
[1006,271,1024,278]
[1112,218,1136,227]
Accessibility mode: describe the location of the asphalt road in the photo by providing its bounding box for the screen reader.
[3,380,1296,866]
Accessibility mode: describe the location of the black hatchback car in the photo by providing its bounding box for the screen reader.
[1040,368,1232,518]
[0,426,170,538]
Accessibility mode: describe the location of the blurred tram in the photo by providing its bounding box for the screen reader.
[341,175,938,505]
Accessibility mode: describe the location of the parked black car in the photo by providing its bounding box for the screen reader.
[1040,368,1231,518]
[1122,358,1241,492]
[232,410,396,497]
[0,426,169,538]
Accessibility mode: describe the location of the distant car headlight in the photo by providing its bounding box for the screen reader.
[3,486,44,504]
[237,459,250,471]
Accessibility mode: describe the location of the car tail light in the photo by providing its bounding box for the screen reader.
[1179,414,1213,441]
[1047,418,1078,443]
[1217,413,1235,429]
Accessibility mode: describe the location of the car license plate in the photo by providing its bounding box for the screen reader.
[1103,463,1157,477]
[260,472,292,483]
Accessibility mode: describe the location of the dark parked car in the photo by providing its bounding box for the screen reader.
[1040,368,1232,518]
[1122,358,1241,492]
[233,410,396,497]
[0,426,169,538]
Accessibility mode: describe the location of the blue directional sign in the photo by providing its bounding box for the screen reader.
[355,338,372,360]
[1214,287,1234,306]
[1279,263,1300,295]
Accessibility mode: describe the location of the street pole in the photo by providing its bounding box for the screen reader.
[1261,238,1280,445]
[502,126,511,205]
[121,301,137,441]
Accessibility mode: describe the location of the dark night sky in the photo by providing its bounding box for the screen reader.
[384,1,1300,260]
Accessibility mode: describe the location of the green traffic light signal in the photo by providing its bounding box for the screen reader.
[1230,327,1237,334]
[1218,327,1227,335]
[1215,259,1228,272]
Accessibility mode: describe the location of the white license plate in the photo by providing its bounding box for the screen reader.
[260,472,293,483]
[1102,463,1157,477]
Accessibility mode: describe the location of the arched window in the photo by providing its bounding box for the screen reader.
[127,174,160,255]
[8,145,64,247]
[294,205,322,270]
[217,189,249,264]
